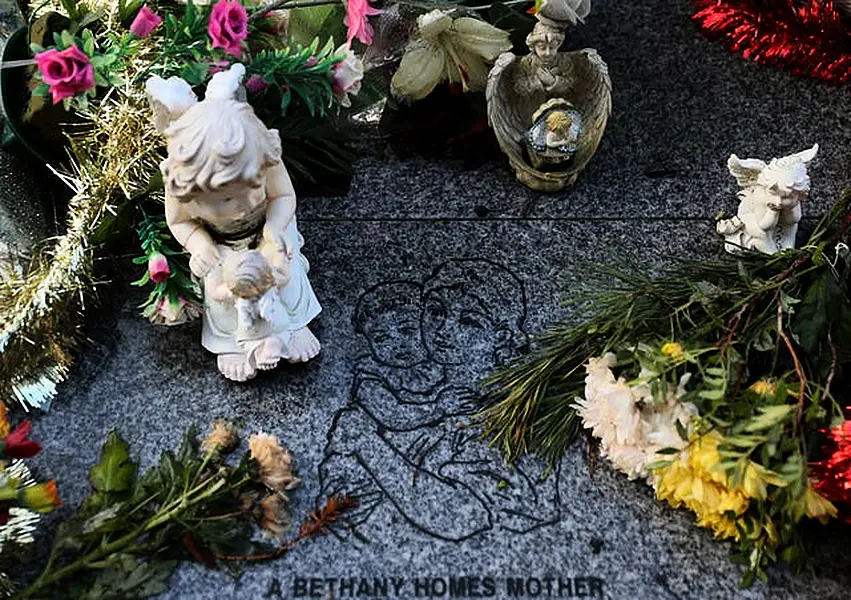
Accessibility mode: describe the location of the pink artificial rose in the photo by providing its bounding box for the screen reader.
[208,0,249,58]
[35,44,96,104]
[148,252,171,283]
[345,0,381,46]
[245,74,269,94]
[130,5,163,38]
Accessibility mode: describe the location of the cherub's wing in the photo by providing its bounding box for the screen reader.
[559,49,612,174]
[727,155,767,187]
[486,52,526,170]
[145,75,198,133]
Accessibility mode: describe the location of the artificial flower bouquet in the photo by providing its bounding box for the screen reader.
[0,0,529,410]
[480,197,851,585]
[0,402,61,596]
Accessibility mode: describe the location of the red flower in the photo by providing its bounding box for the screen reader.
[208,0,249,58]
[130,5,163,38]
[147,252,171,283]
[345,0,381,46]
[34,44,96,104]
[2,421,41,459]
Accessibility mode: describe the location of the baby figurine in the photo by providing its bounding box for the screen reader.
[146,64,321,381]
[207,247,291,378]
[544,110,579,149]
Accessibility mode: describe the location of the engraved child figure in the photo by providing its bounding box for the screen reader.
[320,282,484,536]
[416,259,561,533]
[146,64,321,381]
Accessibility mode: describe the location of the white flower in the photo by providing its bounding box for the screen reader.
[332,44,364,108]
[574,354,699,481]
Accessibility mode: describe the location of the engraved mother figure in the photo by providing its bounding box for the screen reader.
[146,64,321,381]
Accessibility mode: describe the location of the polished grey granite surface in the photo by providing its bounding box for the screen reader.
[3,0,851,598]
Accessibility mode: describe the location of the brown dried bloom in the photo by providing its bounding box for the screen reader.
[248,433,302,493]
[257,494,291,540]
[201,420,239,455]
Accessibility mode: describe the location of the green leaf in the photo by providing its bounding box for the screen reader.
[60,30,75,49]
[82,28,95,56]
[30,43,45,54]
[94,71,109,87]
[655,447,681,455]
[81,556,177,599]
[32,83,50,97]
[792,274,828,354]
[179,62,209,86]
[89,431,138,495]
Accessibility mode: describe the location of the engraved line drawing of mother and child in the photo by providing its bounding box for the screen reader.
[319,259,561,541]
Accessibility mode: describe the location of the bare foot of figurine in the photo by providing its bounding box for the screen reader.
[255,337,285,370]
[217,353,257,382]
[287,327,321,363]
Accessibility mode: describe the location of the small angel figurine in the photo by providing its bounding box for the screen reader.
[716,144,818,255]
[486,0,610,192]
[146,64,321,381]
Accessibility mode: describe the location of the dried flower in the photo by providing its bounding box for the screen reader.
[201,420,239,455]
[345,0,381,46]
[147,252,170,283]
[208,0,249,58]
[257,494,290,540]
[35,45,96,104]
[249,433,301,493]
[2,421,42,459]
[130,5,163,38]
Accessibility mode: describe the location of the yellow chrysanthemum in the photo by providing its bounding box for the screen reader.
[660,342,685,362]
[653,432,786,540]
[748,380,777,397]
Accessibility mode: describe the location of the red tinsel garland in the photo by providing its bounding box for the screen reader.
[692,0,851,85]
[810,417,851,522]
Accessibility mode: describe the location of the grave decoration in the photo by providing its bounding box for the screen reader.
[1,417,354,598]
[0,0,573,407]
[479,153,851,586]
[692,0,851,85]
[0,402,60,597]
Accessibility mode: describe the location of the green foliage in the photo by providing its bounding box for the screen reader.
[247,38,345,117]
[13,423,300,598]
[478,193,851,585]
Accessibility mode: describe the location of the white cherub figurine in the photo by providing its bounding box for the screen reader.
[716,144,818,255]
[146,64,321,381]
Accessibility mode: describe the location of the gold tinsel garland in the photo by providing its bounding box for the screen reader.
[0,39,164,410]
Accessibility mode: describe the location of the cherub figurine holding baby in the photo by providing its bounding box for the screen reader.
[146,64,321,381]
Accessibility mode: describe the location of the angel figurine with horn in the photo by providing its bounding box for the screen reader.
[717,144,818,255]
[145,64,322,381]
[486,0,611,192]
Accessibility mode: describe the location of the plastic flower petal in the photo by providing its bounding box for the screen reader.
[209,0,249,58]
[331,44,364,107]
[345,0,381,46]
[20,481,61,513]
[130,5,163,38]
[391,10,511,101]
[147,252,170,283]
[2,421,42,459]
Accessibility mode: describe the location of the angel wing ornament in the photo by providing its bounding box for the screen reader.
[486,0,611,192]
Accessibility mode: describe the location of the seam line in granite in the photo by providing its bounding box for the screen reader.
[297,216,826,223]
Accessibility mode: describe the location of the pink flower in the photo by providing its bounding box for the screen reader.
[209,60,230,75]
[245,74,269,94]
[130,5,163,38]
[208,0,249,58]
[345,0,381,46]
[35,45,96,104]
[147,252,170,283]
[331,44,364,108]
